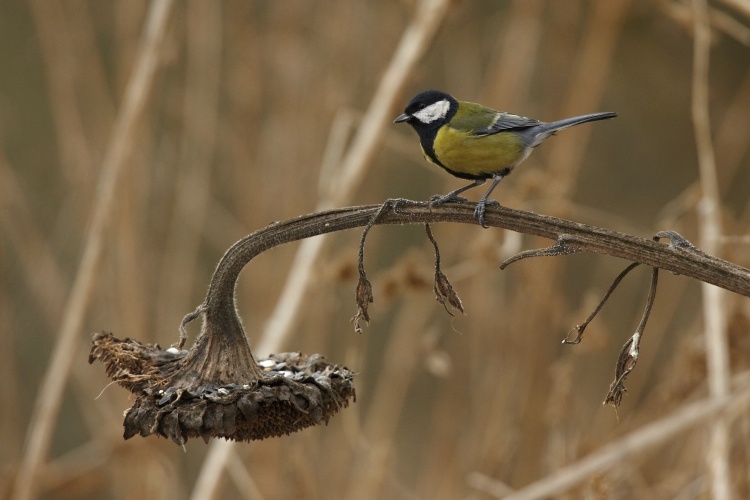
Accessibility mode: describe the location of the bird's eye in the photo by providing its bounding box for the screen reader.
[417,103,426,110]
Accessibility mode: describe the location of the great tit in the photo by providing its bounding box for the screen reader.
[394,90,617,227]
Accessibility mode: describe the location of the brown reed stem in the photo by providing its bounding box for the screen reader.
[692,0,732,496]
[13,2,175,499]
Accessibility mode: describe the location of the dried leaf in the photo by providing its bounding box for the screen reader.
[605,331,641,407]
[425,223,464,316]
[605,267,658,407]
[351,276,373,333]
[434,269,464,315]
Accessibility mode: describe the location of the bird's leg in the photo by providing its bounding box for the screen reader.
[474,174,504,228]
[429,179,485,207]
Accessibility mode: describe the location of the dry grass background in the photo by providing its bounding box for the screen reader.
[1,0,750,498]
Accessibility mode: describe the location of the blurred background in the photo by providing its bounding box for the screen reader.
[1,0,750,498]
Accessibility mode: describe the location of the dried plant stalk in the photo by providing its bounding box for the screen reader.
[692,0,732,496]
[89,201,750,447]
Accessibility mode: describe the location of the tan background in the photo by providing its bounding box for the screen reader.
[2,1,750,498]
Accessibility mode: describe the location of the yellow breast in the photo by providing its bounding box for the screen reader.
[433,125,525,177]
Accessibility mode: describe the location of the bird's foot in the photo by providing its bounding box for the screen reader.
[474,199,499,228]
[429,193,468,207]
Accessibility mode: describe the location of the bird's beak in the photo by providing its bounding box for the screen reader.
[394,113,410,123]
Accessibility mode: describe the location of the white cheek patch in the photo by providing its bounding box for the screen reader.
[413,99,450,124]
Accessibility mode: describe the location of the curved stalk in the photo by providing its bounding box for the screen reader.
[170,199,750,389]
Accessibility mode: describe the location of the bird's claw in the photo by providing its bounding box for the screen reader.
[429,194,468,207]
[474,199,498,228]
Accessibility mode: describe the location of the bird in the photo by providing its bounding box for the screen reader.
[394,89,617,227]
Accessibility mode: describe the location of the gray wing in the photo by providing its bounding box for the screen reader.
[475,112,541,137]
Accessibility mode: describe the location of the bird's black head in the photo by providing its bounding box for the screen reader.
[394,90,458,132]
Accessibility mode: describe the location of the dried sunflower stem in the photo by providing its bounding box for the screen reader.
[173,199,750,394]
[180,201,748,403]
[178,200,748,395]
[202,202,750,324]
[13,2,175,499]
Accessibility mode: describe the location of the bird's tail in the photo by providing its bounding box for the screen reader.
[519,111,617,148]
[542,112,618,133]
